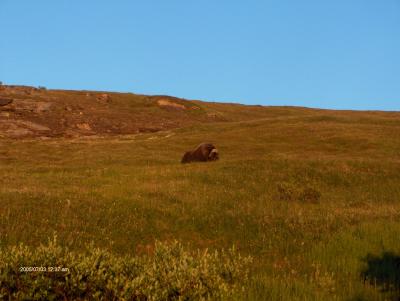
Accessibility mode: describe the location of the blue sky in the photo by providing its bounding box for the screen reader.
[1,1,399,110]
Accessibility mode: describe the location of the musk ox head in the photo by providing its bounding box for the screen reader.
[208,148,219,161]
[181,143,219,164]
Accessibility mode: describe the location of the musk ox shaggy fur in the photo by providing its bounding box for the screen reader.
[181,143,219,164]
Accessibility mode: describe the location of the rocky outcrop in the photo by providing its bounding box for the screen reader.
[157,99,186,110]
[0,98,13,106]
[0,85,228,139]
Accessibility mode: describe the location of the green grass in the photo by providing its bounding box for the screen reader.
[1,108,400,300]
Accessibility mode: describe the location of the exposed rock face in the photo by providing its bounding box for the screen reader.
[0,85,228,139]
[97,93,111,103]
[20,100,52,113]
[0,120,50,138]
[181,143,219,163]
[1,98,53,113]
[35,102,52,113]
[0,98,13,106]
[76,123,92,131]
[157,99,186,110]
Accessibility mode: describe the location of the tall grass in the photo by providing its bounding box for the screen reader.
[1,110,400,299]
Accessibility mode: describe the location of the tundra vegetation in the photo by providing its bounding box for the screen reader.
[0,88,400,300]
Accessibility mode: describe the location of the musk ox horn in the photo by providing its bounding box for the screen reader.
[181,143,219,164]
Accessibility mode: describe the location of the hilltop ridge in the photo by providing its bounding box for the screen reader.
[0,84,398,139]
[0,85,214,138]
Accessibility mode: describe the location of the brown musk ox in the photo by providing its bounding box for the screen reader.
[181,143,219,164]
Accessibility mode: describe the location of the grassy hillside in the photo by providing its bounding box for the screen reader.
[1,87,400,299]
[0,84,310,138]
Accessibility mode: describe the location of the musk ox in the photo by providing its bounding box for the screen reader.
[181,143,219,164]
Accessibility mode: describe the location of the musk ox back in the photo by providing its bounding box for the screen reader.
[181,143,219,164]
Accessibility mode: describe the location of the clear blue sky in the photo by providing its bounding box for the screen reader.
[1,1,399,110]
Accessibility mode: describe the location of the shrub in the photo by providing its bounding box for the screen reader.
[0,237,252,300]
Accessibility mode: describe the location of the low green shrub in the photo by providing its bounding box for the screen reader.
[0,237,252,300]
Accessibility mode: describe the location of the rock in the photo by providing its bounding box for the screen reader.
[35,102,52,113]
[18,121,50,131]
[0,119,49,137]
[64,130,80,138]
[10,99,52,113]
[76,123,92,131]
[157,99,186,110]
[7,128,33,137]
[0,98,13,106]
[97,93,111,103]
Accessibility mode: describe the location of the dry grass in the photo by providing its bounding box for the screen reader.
[1,98,400,299]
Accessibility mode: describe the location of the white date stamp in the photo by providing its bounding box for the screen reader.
[19,266,70,273]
